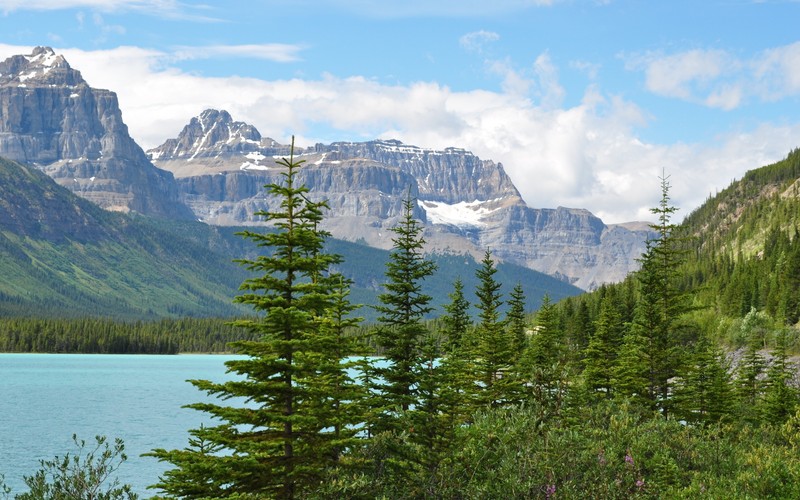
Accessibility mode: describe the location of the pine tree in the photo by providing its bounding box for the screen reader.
[762,328,799,425]
[307,275,368,464]
[148,138,355,499]
[582,294,624,400]
[613,325,651,408]
[472,250,514,407]
[631,172,691,412]
[371,193,437,430]
[519,294,567,408]
[525,294,562,368]
[736,308,767,423]
[441,278,471,351]
[506,282,528,359]
[672,333,733,425]
[435,279,479,429]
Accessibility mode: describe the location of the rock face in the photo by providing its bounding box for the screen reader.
[150,109,652,289]
[0,47,193,219]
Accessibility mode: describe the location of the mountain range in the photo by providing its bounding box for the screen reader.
[0,154,581,319]
[0,46,656,318]
[146,109,652,290]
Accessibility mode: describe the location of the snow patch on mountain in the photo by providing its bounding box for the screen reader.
[419,199,501,228]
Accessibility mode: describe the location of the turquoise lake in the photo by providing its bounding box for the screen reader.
[0,353,241,498]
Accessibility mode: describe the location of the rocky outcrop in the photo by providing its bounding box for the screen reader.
[150,109,652,289]
[0,47,193,219]
[315,140,523,205]
[148,109,293,163]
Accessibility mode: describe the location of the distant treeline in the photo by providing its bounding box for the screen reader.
[0,317,258,354]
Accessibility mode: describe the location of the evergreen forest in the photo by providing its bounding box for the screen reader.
[143,147,800,498]
[6,148,800,498]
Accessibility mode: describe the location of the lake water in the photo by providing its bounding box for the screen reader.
[0,353,241,498]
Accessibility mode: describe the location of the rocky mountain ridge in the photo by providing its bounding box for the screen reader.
[0,47,650,291]
[149,109,652,290]
[0,46,192,219]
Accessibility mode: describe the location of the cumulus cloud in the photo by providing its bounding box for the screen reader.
[628,48,737,101]
[753,41,800,100]
[0,43,796,224]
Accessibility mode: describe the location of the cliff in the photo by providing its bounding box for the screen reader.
[150,109,651,289]
[0,47,192,219]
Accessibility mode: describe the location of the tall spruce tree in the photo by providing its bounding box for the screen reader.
[762,328,799,425]
[438,278,479,427]
[630,172,690,412]
[472,250,515,407]
[613,325,651,408]
[582,294,624,400]
[506,282,528,360]
[371,193,437,429]
[441,278,471,351]
[671,332,733,425]
[148,139,357,499]
[518,294,567,409]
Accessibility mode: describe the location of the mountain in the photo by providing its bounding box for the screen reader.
[0,155,580,319]
[0,46,192,220]
[0,155,250,318]
[0,47,645,295]
[677,148,800,323]
[149,109,652,290]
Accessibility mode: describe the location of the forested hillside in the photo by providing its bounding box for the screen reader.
[0,155,579,345]
[680,148,800,323]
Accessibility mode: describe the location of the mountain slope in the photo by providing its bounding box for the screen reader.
[0,155,581,319]
[149,109,652,290]
[678,148,800,322]
[0,155,249,318]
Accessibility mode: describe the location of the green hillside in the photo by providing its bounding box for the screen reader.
[553,148,800,358]
[0,157,580,320]
[679,148,800,325]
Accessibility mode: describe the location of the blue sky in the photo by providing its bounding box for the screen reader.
[2,0,800,223]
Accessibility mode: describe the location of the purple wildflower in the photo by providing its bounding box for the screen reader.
[545,484,556,499]
[625,451,635,467]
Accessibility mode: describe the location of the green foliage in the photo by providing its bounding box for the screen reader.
[761,328,800,425]
[440,277,471,350]
[505,282,528,359]
[1,435,137,500]
[582,294,624,399]
[371,194,437,424]
[0,316,255,353]
[149,139,363,499]
[472,250,515,408]
[434,402,800,499]
[671,333,734,425]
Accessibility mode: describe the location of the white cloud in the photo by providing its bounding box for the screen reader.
[170,44,305,63]
[570,59,601,80]
[459,30,500,53]
[0,43,796,224]
[633,49,735,100]
[308,0,559,18]
[627,42,800,109]
[753,41,800,100]
[533,52,565,109]
[0,0,219,21]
